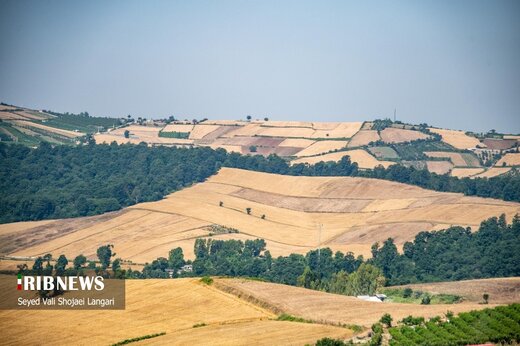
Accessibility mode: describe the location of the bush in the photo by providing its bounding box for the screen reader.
[200,276,213,285]
[421,295,431,305]
[380,313,393,327]
[403,287,413,298]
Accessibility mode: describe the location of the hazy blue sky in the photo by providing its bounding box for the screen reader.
[0,0,519,132]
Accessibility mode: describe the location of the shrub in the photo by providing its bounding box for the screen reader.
[380,313,393,327]
[200,276,213,285]
[421,295,431,305]
[403,287,413,298]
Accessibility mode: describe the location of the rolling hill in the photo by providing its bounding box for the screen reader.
[1,167,518,266]
[0,276,355,346]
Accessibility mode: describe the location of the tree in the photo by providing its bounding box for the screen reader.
[55,255,68,276]
[112,258,121,272]
[403,287,413,298]
[246,207,251,215]
[483,293,489,304]
[32,257,44,274]
[348,263,385,295]
[246,115,252,121]
[421,295,431,305]
[168,247,185,271]
[380,313,393,327]
[297,266,317,289]
[264,117,269,121]
[124,130,130,138]
[249,145,257,153]
[73,254,87,270]
[97,244,115,269]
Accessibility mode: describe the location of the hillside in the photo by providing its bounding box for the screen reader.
[0,103,121,146]
[1,168,519,265]
[0,276,355,345]
[394,277,520,304]
[212,278,514,327]
[95,119,520,178]
[2,102,518,178]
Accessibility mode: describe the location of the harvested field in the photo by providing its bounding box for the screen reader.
[97,125,194,146]
[496,153,520,166]
[262,121,313,128]
[2,278,328,346]
[292,149,395,169]
[189,124,221,139]
[278,138,316,148]
[3,168,518,262]
[12,111,48,121]
[214,278,501,327]
[310,122,363,139]
[202,120,249,125]
[450,168,486,178]
[380,128,429,143]
[9,120,81,138]
[257,126,316,138]
[368,146,399,159]
[429,128,480,149]
[426,161,453,174]
[473,167,512,178]
[348,130,380,147]
[162,124,194,133]
[0,111,26,120]
[394,277,520,304]
[294,140,349,157]
[138,321,353,346]
[198,125,239,142]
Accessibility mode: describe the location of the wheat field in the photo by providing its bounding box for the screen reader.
[2,168,519,264]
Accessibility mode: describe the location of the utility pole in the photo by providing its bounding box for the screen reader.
[394,108,396,122]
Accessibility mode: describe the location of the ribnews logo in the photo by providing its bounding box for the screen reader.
[16,273,105,291]
[2,274,125,310]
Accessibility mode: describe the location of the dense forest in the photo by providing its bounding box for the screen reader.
[0,142,519,223]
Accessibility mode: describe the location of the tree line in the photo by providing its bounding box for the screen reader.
[1,142,519,223]
[131,215,520,292]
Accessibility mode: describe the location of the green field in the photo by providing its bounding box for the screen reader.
[389,304,520,346]
[368,146,399,160]
[40,113,121,133]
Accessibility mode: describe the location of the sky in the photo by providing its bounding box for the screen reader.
[0,0,519,133]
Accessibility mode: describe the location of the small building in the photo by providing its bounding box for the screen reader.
[179,264,193,273]
[356,295,383,303]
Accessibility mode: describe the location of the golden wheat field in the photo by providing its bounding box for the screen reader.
[1,168,519,264]
[496,153,520,166]
[294,140,349,157]
[379,128,429,143]
[428,128,481,149]
[473,167,512,178]
[213,278,507,327]
[291,149,395,169]
[450,167,486,178]
[347,130,380,147]
[95,125,194,146]
[0,276,359,346]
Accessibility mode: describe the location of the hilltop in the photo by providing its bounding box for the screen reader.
[95,118,520,179]
[1,167,518,264]
[2,102,519,178]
